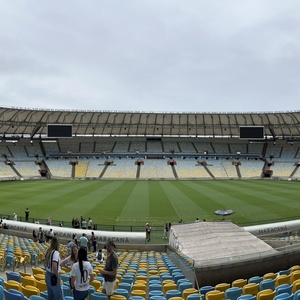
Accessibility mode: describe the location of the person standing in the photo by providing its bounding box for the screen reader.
[163,223,169,239]
[25,208,29,221]
[145,223,151,242]
[13,213,17,221]
[44,237,64,300]
[79,233,88,251]
[101,241,118,298]
[70,248,94,300]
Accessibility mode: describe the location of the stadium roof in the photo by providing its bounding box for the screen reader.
[0,106,299,139]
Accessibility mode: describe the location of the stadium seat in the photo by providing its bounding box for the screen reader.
[237,295,256,300]
[21,285,40,298]
[276,275,291,287]
[275,284,293,295]
[257,289,276,300]
[242,283,259,296]
[182,288,199,300]
[165,289,181,299]
[4,280,23,292]
[114,288,129,300]
[199,286,214,296]
[225,287,242,300]
[6,271,21,283]
[232,279,247,288]
[205,290,224,300]
[248,276,263,284]
[259,279,276,291]
[215,283,230,292]
[89,292,109,300]
[3,289,25,300]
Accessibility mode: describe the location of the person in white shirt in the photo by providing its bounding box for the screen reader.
[44,237,64,300]
[71,248,94,300]
[13,213,17,221]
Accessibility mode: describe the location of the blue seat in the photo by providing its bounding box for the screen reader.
[0,285,3,300]
[276,284,293,295]
[118,282,132,294]
[166,289,181,299]
[129,297,145,300]
[40,291,48,299]
[62,284,71,296]
[200,286,214,296]
[173,274,185,283]
[60,273,70,283]
[179,281,193,294]
[114,288,129,300]
[149,296,166,300]
[149,290,164,298]
[274,293,294,300]
[64,296,74,300]
[29,296,45,300]
[6,271,21,283]
[248,276,263,284]
[89,292,109,300]
[177,278,191,288]
[294,290,300,300]
[225,287,243,300]
[5,254,16,269]
[0,277,4,287]
[186,294,203,300]
[237,295,256,300]
[260,279,276,291]
[149,283,163,292]
[3,289,24,300]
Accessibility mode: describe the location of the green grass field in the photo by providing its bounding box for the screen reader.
[0,179,299,229]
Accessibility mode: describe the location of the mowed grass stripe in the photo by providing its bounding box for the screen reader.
[178,180,280,223]
[116,181,150,225]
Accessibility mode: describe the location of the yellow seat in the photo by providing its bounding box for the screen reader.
[215,283,230,292]
[32,267,45,276]
[206,290,225,300]
[257,289,276,300]
[232,279,247,288]
[110,295,127,300]
[242,283,259,296]
[182,288,199,300]
[163,282,178,294]
[131,290,146,298]
[4,280,22,292]
[90,279,102,291]
[263,273,277,280]
[133,282,146,292]
[21,275,37,287]
[290,265,300,272]
[149,270,158,276]
[291,270,300,283]
[36,280,47,292]
[34,273,45,281]
[19,271,32,277]
[21,285,41,298]
[275,274,291,287]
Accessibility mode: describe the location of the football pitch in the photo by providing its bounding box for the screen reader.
[0,179,299,229]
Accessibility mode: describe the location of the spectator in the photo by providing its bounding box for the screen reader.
[79,233,89,251]
[44,237,64,300]
[145,223,151,242]
[88,218,93,230]
[47,217,52,225]
[101,241,118,298]
[70,248,94,300]
[195,217,200,223]
[91,231,97,252]
[61,244,79,271]
[163,223,169,239]
[25,208,29,221]
[13,213,17,221]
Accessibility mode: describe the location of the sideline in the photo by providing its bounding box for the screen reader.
[1,220,146,245]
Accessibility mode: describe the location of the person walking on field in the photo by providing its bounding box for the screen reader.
[101,241,118,298]
[70,248,94,300]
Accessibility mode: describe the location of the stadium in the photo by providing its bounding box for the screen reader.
[1,106,300,299]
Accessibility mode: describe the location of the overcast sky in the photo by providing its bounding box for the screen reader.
[0,1,299,113]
